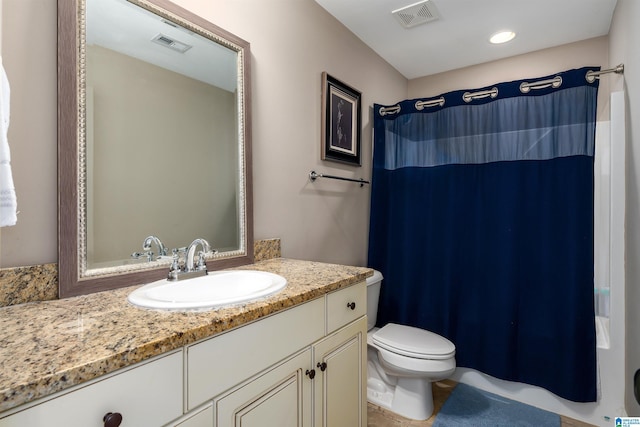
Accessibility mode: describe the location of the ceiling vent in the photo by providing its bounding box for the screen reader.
[161,18,179,29]
[151,33,192,53]
[392,0,441,29]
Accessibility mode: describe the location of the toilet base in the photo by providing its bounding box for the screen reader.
[367,378,394,408]
[393,377,434,420]
[367,376,434,420]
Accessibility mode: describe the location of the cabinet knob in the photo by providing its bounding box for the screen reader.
[103,412,123,427]
[347,302,356,310]
[305,369,316,379]
[317,362,327,371]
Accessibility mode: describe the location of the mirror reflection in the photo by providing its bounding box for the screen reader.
[57,0,252,296]
[84,0,243,270]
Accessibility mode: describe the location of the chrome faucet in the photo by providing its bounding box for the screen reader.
[132,235,167,262]
[185,238,211,272]
[167,238,216,281]
[143,235,168,258]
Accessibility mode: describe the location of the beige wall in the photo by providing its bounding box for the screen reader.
[0,0,407,268]
[0,0,57,266]
[609,0,640,416]
[409,36,610,121]
[182,0,408,266]
[86,45,238,264]
[0,0,3,258]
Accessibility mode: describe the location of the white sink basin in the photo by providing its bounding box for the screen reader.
[128,270,287,311]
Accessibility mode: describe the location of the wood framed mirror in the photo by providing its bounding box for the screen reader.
[58,0,253,297]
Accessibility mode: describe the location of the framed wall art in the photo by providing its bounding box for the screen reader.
[321,72,362,166]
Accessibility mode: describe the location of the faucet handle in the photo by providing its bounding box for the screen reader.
[197,249,218,269]
[131,251,153,262]
[167,248,186,281]
[196,251,208,271]
[171,247,186,264]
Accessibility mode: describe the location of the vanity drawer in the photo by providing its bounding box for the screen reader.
[0,351,183,427]
[326,281,366,333]
[186,297,325,411]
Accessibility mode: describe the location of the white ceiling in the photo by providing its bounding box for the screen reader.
[87,0,237,91]
[314,0,618,80]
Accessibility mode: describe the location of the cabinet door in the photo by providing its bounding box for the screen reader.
[187,298,324,411]
[214,349,312,427]
[312,317,367,427]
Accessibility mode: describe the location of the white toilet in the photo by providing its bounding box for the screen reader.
[366,270,456,420]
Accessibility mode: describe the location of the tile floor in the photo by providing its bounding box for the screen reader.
[367,380,597,427]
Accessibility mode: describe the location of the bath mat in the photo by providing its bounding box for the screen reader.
[433,383,561,427]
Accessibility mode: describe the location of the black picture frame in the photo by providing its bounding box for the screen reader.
[321,72,362,166]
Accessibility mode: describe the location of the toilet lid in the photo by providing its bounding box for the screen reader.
[372,323,455,360]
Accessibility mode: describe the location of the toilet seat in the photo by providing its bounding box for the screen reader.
[372,323,455,360]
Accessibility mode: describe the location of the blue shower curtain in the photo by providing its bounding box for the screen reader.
[368,67,598,403]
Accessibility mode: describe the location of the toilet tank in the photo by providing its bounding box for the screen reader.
[365,270,383,331]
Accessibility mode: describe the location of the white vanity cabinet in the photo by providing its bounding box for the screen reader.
[187,281,367,427]
[0,350,183,427]
[210,317,366,427]
[185,298,326,412]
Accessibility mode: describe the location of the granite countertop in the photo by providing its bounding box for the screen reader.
[0,258,372,413]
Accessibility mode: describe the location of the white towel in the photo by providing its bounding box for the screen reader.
[0,56,17,227]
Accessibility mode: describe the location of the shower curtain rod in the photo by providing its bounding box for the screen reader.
[378,64,625,116]
[586,64,625,83]
[309,170,370,187]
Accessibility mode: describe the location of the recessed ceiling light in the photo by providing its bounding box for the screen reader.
[489,30,516,44]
